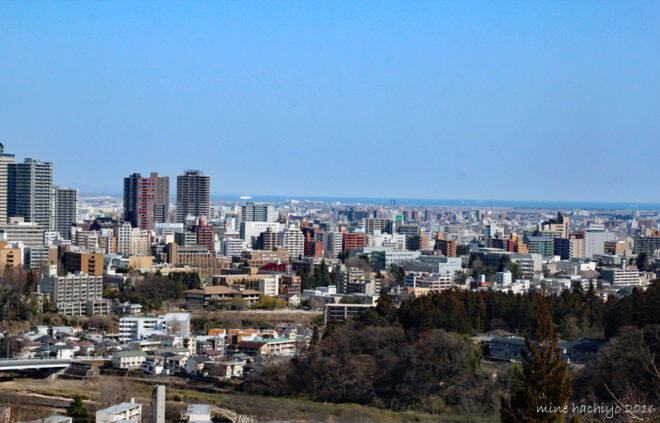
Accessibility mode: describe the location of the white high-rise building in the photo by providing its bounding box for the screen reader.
[116,223,132,255]
[8,158,53,230]
[324,231,344,258]
[221,237,244,258]
[130,228,151,256]
[584,229,616,258]
[279,227,304,258]
[240,202,276,222]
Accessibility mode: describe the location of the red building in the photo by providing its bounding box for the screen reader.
[193,218,214,252]
[304,240,323,258]
[342,233,367,253]
[123,173,156,230]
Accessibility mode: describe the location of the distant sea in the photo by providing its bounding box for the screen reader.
[210,194,660,211]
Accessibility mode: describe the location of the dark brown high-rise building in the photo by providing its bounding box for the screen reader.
[176,170,210,223]
[150,172,169,223]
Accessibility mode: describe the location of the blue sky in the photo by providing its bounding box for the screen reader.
[1,1,658,202]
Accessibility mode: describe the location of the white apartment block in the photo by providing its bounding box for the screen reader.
[38,265,104,317]
[495,271,512,286]
[600,268,640,286]
[323,231,343,258]
[119,313,190,342]
[279,227,304,258]
[116,223,132,254]
[221,237,244,258]
[258,275,280,296]
[96,401,142,423]
[130,228,151,256]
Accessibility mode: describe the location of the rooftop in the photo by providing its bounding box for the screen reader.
[97,401,141,415]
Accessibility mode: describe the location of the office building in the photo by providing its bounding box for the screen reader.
[0,143,15,223]
[396,224,421,238]
[0,220,45,246]
[240,202,275,222]
[406,234,431,251]
[53,186,77,239]
[175,231,198,247]
[8,158,53,230]
[371,250,421,270]
[124,173,156,229]
[526,236,554,258]
[176,170,210,223]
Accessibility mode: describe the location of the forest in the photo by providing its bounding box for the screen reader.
[244,282,660,418]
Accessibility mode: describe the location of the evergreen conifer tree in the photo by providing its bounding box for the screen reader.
[501,293,572,422]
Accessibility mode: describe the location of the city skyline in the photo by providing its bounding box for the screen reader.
[2,2,658,203]
[3,142,660,209]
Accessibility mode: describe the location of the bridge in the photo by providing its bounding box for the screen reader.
[0,358,71,371]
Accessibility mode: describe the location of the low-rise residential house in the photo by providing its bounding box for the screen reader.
[564,338,607,364]
[228,337,301,357]
[140,355,167,375]
[39,344,75,359]
[183,355,214,375]
[131,340,162,353]
[165,353,188,373]
[207,359,246,379]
